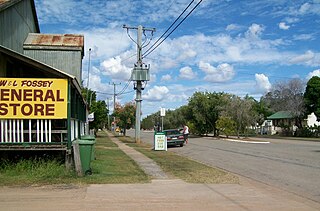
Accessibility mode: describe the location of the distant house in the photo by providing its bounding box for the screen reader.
[267,111,294,127]
[265,111,320,135]
[266,111,295,135]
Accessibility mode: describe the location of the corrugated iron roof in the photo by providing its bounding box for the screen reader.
[24,33,84,48]
[267,111,294,120]
[0,44,83,96]
[0,0,12,8]
[0,0,40,33]
[0,0,23,12]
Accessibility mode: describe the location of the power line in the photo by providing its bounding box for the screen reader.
[142,0,203,59]
[116,75,132,96]
[143,0,196,57]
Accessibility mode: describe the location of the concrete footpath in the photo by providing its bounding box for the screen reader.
[0,132,319,211]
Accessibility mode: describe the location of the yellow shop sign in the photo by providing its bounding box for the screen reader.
[0,78,68,119]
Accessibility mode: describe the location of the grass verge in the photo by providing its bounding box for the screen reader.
[0,131,149,186]
[0,131,238,186]
[120,136,239,184]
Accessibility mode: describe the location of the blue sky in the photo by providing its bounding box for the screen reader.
[34,0,320,117]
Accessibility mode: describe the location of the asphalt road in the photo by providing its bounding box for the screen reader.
[126,129,320,203]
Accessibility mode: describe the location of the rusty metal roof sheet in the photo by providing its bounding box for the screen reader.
[0,0,11,8]
[0,44,84,95]
[0,0,20,11]
[24,33,84,48]
[0,0,40,33]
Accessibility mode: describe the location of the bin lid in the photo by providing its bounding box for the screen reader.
[74,139,96,145]
[81,135,95,140]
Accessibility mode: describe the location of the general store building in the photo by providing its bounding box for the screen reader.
[0,0,88,163]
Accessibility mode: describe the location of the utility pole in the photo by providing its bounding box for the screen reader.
[110,82,120,131]
[123,25,155,143]
[109,82,121,112]
[106,97,110,130]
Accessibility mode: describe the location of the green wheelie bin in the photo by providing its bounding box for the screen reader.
[77,139,95,175]
[81,135,96,161]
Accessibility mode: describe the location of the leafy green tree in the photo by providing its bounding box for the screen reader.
[304,76,320,121]
[216,116,236,138]
[187,92,212,135]
[89,100,108,133]
[80,88,109,134]
[255,98,272,125]
[163,107,188,130]
[187,92,228,135]
[141,115,155,130]
[221,95,259,137]
[113,102,136,136]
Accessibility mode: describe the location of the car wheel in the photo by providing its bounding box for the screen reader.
[180,143,184,147]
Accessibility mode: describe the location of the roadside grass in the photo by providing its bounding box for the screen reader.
[119,136,239,184]
[0,159,74,186]
[0,131,149,186]
[0,131,238,186]
[82,131,149,184]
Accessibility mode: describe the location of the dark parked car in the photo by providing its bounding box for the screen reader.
[163,129,185,147]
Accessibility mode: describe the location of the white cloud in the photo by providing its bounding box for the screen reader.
[245,23,264,39]
[279,22,290,30]
[255,73,271,93]
[289,50,315,64]
[306,69,320,80]
[88,74,110,93]
[299,3,311,14]
[293,34,315,41]
[80,27,132,59]
[199,62,235,82]
[148,31,288,73]
[296,2,320,16]
[143,86,169,101]
[35,0,205,27]
[226,24,241,31]
[161,74,172,81]
[100,56,132,80]
[179,66,197,80]
[177,48,197,61]
[284,17,299,24]
[150,74,157,83]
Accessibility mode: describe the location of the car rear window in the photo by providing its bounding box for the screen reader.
[165,130,180,135]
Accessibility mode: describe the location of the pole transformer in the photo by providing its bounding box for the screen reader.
[123,25,155,143]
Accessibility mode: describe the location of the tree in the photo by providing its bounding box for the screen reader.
[89,100,108,133]
[261,78,306,128]
[223,95,256,137]
[254,98,272,126]
[113,102,136,136]
[304,76,320,121]
[141,115,155,130]
[216,116,236,138]
[80,88,109,134]
[187,92,228,136]
[163,107,188,130]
